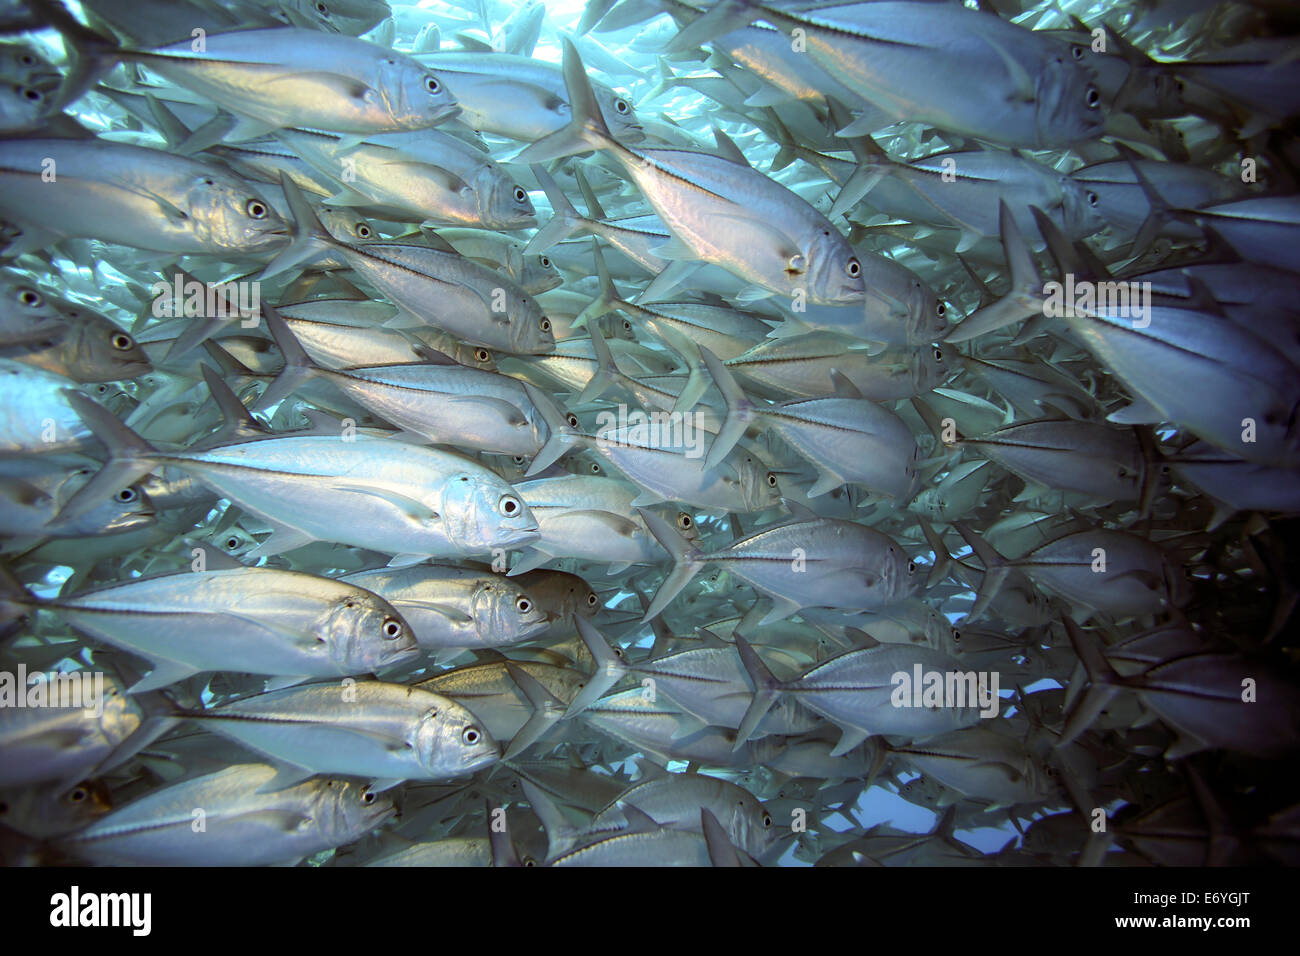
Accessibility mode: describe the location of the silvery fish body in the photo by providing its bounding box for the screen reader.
[0,139,287,255]
[192,681,500,782]
[61,764,394,866]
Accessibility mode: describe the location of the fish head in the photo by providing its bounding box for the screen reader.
[0,82,51,132]
[805,228,866,306]
[62,319,153,383]
[321,779,397,843]
[319,207,377,243]
[508,293,557,354]
[441,472,540,552]
[737,452,782,511]
[476,166,538,230]
[905,279,952,345]
[912,344,953,394]
[522,252,563,295]
[730,792,778,858]
[1,279,69,338]
[95,676,143,744]
[1058,177,1108,240]
[474,577,551,642]
[55,468,156,536]
[0,44,61,90]
[386,58,462,129]
[186,176,290,255]
[1034,55,1106,147]
[594,83,643,142]
[879,539,922,602]
[414,696,501,776]
[326,592,420,673]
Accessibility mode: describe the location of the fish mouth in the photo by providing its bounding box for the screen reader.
[379,644,423,668]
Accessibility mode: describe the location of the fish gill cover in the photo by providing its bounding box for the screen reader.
[0,0,1297,869]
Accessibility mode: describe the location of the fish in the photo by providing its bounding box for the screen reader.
[58,764,395,866]
[4,565,420,691]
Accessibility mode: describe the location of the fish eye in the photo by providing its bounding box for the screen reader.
[1072,45,1085,60]
[68,786,87,802]
[516,596,532,613]
[512,455,526,464]
[514,186,527,202]
[462,726,481,745]
[355,223,372,239]
[766,473,777,487]
[110,332,134,351]
[20,86,41,102]
[622,320,632,332]
[1087,192,1099,206]
[17,288,41,307]
[953,629,961,643]
[540,256,551,268]
[382,618,403,639]
[907,560,916,574]
[1085,86,1101,109]
[540,317,551,332]
[114,488,137,503]
[614,98,629,114]
[763,814,772,828]
[499,494,522,516]
[19,53,35,66]
[589,462,600,473]
[315,1,328,13]
[677,513,693,530]
[225,536,240,549]
[361,789,376,805]
[523,857,537,866]
[586,593,598,606]
[246,199,268,219]
[933,347,943,360]
[936,302,946,316]
[566,412,579,428]
[845,257,861,278]
[425,75,441,94]
[1117,466,1128,478]
[476,348,491,362]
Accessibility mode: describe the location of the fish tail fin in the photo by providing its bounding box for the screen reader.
[700,344,754,471]
[514,37,615,164]
[572,240,621,333]
[1056,617,1125,748]
[917,518,950,588]
[952,520,1010,623]
[524,163,590,255]
[54,390,160,525]
[765,108,797,171]
[197,364,267,446]
[519,778,580,861]
[258,172,335,281]
[944,201,1041,342]
[523,381,579,475]
[254,302,321,411]
[732,632,785,750]
[578,322,623,406]
[0,563,37,630]
[1115,143,1176,258]
[563,616,630,717]
[573,166,608,219]
[484,798,524,867]
[637,507,703,622]
[646,321,707,416]
[27,0,118,112]
[642,55,676,103]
